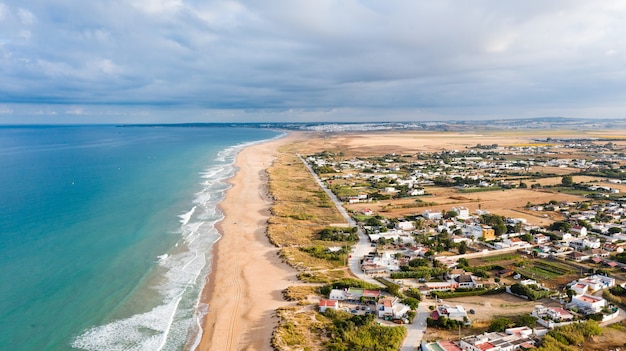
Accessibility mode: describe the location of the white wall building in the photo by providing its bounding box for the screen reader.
[571,294,607,313]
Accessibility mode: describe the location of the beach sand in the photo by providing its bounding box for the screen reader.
[195,133,300,351]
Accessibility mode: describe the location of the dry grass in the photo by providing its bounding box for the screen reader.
[266,146,345,249]
[272,306,329,351]
[282,285,319,302]
[267,139,358,350]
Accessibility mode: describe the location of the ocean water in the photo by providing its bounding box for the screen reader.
[0,125,281,351]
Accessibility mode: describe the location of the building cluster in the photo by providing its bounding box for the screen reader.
[319,288,411,322]
[306,140,625,201]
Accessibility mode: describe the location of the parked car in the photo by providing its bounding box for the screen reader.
[469,309,475,314]
[350,309,358,314]
[393,319,403,324]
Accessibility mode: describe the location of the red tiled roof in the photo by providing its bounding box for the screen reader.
[319,299,338,307]
[477,342,495,351]
[363,289,381,297]
[439,341,462,351]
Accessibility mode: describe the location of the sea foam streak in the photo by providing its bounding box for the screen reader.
[71,140,263,351]
[179,206,196,226]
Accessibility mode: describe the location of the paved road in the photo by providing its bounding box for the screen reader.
[299,155,427,350]
[400,300,431,351]
[298,155,381,286]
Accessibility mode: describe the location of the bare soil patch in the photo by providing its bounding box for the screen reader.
[346,187,584,226]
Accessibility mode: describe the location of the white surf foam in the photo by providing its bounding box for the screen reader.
[178,206,196,226]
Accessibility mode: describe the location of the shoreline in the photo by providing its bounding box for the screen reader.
[194,132,301,351]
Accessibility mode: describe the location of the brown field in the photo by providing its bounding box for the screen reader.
[422,293,557,340]
[303,132,536,156]
[346,187,584,226]
[302,129,626,157]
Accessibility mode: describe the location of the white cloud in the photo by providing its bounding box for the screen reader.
[17,8,35,25]
[131,0,183,14]
[0,3,6,21]
[93,59,120,75]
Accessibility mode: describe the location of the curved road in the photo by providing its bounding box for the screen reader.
[299,155,428,350]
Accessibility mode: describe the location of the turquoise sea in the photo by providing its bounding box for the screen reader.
[0,125,281,351]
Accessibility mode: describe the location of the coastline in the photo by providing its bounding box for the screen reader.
[194,132,300,351]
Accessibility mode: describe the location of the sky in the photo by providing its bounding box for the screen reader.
[1,1,626,123]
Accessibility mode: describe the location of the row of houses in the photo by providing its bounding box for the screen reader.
[422,326,545,351]
[320,288,411,319]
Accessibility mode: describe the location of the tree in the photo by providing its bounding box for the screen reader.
[516,315,537,328]
[458,242,468,255]
[402,297,420,310]
[488,317,513,332]
[408,258,429,268]
[549,221,572,233]
[444,210,458,219]
[561,175,574,186]
[608,227,622,234]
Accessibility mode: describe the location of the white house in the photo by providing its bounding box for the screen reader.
[409,188,425,196]
[329,289,346,300]
[319,299,339,312]
[570,275,616,294]
[532,305,575,328]
[451,206,470,219]
[377,297,410,319]
[423,210,443,220]
[533,234,550,245]
[431,304,469,323]
[397,221,415,231]
[569,237,601,251]
[571,294,607,313]
[571,225,588,237]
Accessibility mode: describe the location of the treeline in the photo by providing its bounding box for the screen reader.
[509,283,551,301]
[319,227,359,241]
[300,245,347,261]
[536,321,602,351]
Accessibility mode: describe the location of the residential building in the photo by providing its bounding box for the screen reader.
[421,340,462,351]
[571,294,607,313]
[571,225,588,237]
[430,304,469,324]
[482,225,496,241]
[319,299,339,313]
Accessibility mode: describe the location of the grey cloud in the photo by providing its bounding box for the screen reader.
[1,0,626,122]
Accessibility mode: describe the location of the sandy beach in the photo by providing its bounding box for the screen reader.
[195,133,300,351]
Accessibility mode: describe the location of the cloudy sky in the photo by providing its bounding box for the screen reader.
[1,1,626,123]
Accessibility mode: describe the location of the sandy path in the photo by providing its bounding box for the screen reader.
[195,134,300,351]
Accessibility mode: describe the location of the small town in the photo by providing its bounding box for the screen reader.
[301,137,626,351]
